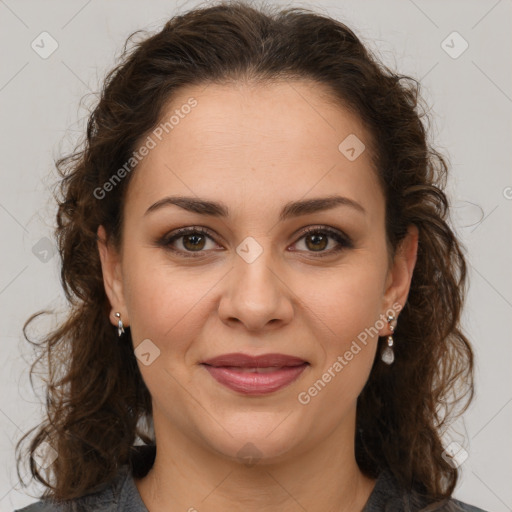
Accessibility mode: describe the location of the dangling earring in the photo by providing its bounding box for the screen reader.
[381,312,395,365]
[115,312,125,337]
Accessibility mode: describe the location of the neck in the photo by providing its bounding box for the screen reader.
[135,407,377,512]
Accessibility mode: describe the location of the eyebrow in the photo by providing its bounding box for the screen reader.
[144,194,366,220]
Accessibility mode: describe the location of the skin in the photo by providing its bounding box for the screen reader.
[98,79,418,512]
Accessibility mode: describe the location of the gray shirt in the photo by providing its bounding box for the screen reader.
[14,446,488,512]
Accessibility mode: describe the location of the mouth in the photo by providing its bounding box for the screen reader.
[200,353,309,395]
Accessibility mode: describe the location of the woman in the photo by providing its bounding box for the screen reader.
[15,1,487,511]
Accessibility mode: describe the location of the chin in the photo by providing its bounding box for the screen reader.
[196,413,311,466]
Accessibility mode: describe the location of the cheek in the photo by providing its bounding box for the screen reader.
[294,262,385,394]
[122,254,216,356]
[122,263,209,413]
[299,261,385,340]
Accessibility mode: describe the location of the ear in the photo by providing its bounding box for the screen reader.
[379,224,419,334]
[97,225,129,328]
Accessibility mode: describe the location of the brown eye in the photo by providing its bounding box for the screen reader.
[159,227,218,257]
[181,232,207,251]
[304,232,329,252]
[292,226,353,257]
[158,225,353,259]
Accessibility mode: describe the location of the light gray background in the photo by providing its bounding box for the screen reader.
[1,0,511,511]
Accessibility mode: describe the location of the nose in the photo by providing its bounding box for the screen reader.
[217,242,294,332]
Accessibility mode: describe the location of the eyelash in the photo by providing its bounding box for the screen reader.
[157,225,353,259]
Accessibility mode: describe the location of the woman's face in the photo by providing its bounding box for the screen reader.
[98,79,417,464]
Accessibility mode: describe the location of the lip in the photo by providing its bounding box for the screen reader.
[202,352,307,368]
[201,352,309,395]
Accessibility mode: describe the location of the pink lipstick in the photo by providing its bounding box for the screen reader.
[201,353,309,395]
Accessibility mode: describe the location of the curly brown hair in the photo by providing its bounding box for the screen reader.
[16,0,474,504]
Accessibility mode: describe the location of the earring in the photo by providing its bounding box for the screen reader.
[115,312,125,337]
[381,313,395,365]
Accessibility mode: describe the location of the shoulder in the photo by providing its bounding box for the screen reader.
[14,503,57,512]
[15,445,155,512]
[363,469,490,512]
[445,498,489,512]
[14,465,132,512]
[14,503,50,512]
[417,498,489,512]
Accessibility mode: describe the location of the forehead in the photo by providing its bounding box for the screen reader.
[126,79,383,224]
[155,79,372,157]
